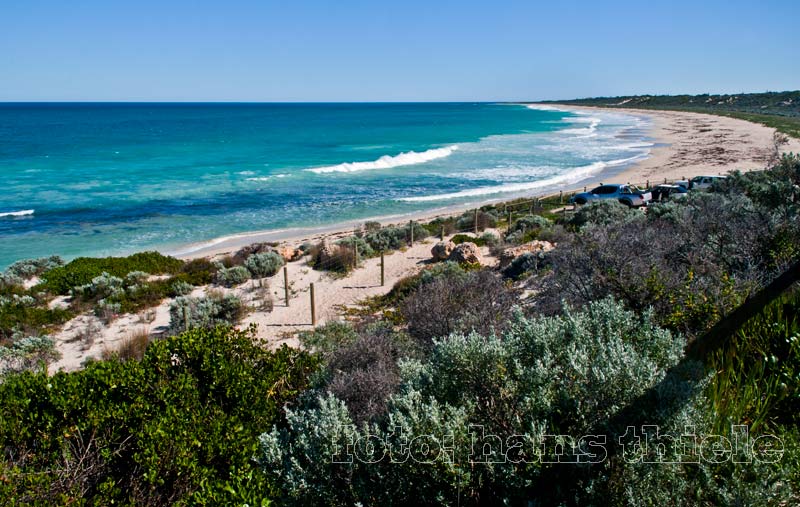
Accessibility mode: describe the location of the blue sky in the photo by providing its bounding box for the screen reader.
[1,0,797,101]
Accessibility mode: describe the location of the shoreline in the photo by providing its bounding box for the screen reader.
[171,104,800,261]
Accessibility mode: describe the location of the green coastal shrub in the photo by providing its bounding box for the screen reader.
[501,251,544,279]
[0,256,64,287]
[244,251,284,278]
[455,209,497,232]
[335,236,375,260]
[401,269,518,346]
[0,325,319,505]
[0,335,60,374]
[168,293,245,333]
[568,199,640,228]
[259,298,686,505]
[508,214,551,234]
[450,233,487,246]
[214,264,250,287]
[178,257,217,286]
[41,251,183,295]
[364,226,407,251]
[72,272,125,300]
[0,302,73,340]
[169,279,194,297]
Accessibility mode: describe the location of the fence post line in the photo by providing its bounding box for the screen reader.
[559,190,563,204]
[310,282,316,326]
[354,242,359,268]
[474,209,479,234]
[646,179,650,189]
[507,209,512,233]
[409,220,414,246]
[380,251,385,286]
[283,266,289,307]
[440,225,445,241]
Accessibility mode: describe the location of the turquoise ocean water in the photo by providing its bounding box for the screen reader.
[0,103,651,268]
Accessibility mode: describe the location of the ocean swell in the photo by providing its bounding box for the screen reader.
[307,145,458,174]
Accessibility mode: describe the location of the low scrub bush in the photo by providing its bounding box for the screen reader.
[364,226,407,252]
[450,233,486,246]
[0,256,64,287]
[568,199,639,229]
[41,252,183,295]
[336,236,375,260]
[0,335,60,374]
[508,214,551,234]
[214,264,250,287]
[0,326,319,505]
[455,209,498,232]
[244,251,284,279]
[260,298,687,505]
[401,269,518,346]
[0,302,74,340]
[178,258,217,286]
[168,293,245,333]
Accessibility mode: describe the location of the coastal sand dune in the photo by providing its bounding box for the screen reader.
[49,108,800,371]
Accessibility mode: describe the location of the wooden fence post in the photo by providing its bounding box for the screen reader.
[559,190,563,204]
[409,220,414,246]
[380,252,385,286]
[474,209,479,234]
[440,225,445,241]
[283,266,289,307]
[354,242,359,268]
[310,282,316,326]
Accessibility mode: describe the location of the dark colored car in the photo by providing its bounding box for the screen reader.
[569,184,653,208]
[648,184,688,203]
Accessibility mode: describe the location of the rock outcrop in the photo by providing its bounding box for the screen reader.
[431,240,456,261]
[498,240,555,267]
[448,242,483,265]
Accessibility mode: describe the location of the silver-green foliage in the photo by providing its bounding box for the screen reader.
[72,272,125,300]
[244,252,284,279]
[168,293,244,333]
[0,335,61,374]
[213,264,251,287]
[0,256,64,286]
[259,297,685,505]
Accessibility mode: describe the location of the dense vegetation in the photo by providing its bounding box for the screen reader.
[1,154,799,504]
[538,90,800,138]
[0,326,318,505]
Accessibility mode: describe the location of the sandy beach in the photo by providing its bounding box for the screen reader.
[49,106,800,372]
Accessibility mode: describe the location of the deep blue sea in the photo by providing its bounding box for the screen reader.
[0,103,651,268]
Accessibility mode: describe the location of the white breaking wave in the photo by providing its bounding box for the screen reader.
[397,155,646,203]
[306,146,458,174]
[0,209,34,218]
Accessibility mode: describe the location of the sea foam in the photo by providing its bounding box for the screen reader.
[306,146,458,174]
[0,209,34,218]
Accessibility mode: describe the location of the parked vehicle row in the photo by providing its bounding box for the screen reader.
[568,175,727,208]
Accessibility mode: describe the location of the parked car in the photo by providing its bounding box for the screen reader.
[569,184,652,208]
[648,184,688,203]
[689,175,726,190]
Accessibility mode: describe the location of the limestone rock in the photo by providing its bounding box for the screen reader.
[499,240,555,267]
[448,242,483,265]
[431,240,456,261]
